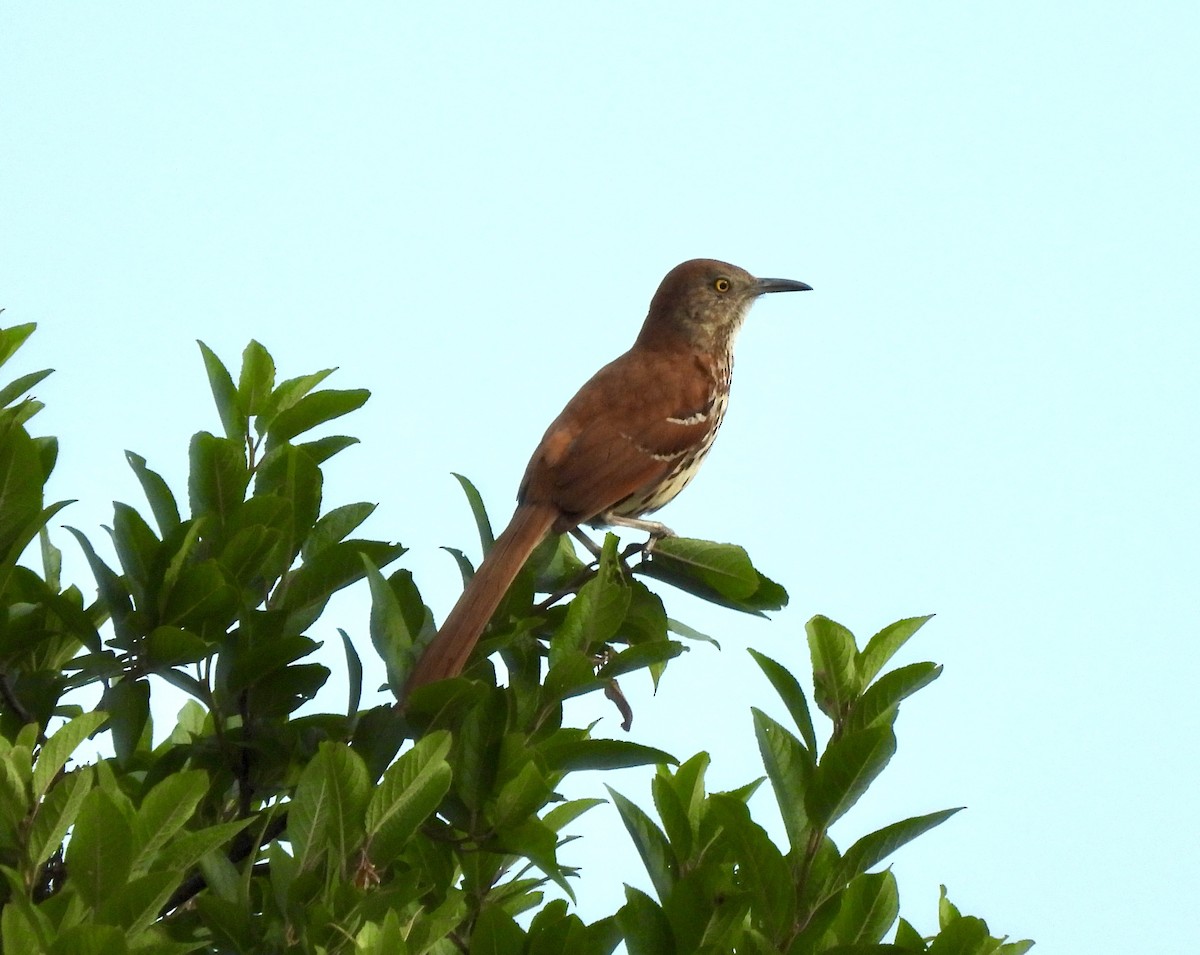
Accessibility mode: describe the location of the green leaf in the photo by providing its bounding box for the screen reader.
[237,340,276,416]
[155,818,256,871]
[540,738,677,772]
[296,433,359,464]
[847,662,943,733]
[651,772,694,865]
[0,418,45,559]
[471,903,527,954]
[66,787,134,907]
[649,537,757,598]
[144,623,210,667]
[267,387,369,445]
[188,431,249,522]
[254,367,336,437]
[29,768,91,867]
[837,808,963,884]
[608,786,677,901]
[495,760,553,829]
[749,648,818,752]
[0,323,36,367]
[97,870,181,938]
[807,726,897,829]
[131,769,209,874]
[618,885,675,955]
[826,870,900,946]
[927,916,993,954]
[807,615,860,718]
[752,708,814,852]
[339,628,364,719]
[596,640,686,680]
[100,677,151,764]
[542,796,605,834]
[640,540,787,614]
[109,501,159,604]
[365,558,415,694]
[552,535,630,665]
[124,451,181,535]
[289,742,371,873]
[302,501,376,560]
[281,539,406,624]
[46,924,127,955]
[894,918,927,951]
[198,341,247,441]
[160,560,236,632]
[252,443,322,564]
[216,525,282,589]
[666,617,720,648]
[32,711,107,799]
[858,616,934,688]
[708,794,795,940]
[0,895,48,953]
[365,730,453,866]
[0,368,53,409]
[452,472,495,551]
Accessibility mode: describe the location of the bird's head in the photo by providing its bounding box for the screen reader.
[640,258,811,351]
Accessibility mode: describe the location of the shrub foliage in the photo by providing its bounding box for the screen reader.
[0,327,1031,954]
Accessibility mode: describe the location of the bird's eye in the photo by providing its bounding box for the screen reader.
[714,277,731,292]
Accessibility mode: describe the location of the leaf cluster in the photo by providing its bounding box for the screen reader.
[0,328,1032,953]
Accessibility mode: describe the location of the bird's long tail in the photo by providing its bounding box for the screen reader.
[404,501,557,695]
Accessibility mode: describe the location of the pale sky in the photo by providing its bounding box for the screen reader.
[2,4,1197,951]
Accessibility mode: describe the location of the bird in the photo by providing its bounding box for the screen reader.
[405,258,811,695]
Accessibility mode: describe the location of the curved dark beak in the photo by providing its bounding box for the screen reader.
[755,277,813,294]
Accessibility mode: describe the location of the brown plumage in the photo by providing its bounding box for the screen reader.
[405,258,810,694]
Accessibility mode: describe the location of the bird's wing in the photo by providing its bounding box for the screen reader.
[519,350,718,523]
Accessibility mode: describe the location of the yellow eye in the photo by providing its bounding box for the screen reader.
[714,277,731,292]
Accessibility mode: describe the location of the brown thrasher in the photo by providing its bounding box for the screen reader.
[406,258,811,694]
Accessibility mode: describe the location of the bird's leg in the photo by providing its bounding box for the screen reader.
[570,526,603,559]
[599,512,676,540]
[599,511,676,557]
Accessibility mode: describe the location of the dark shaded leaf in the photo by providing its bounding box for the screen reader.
[708,794,795,940]
[188,431,249,523]
[124,451,181,535]
[618,886,675,955]
[471,903,527,954]
[0,417,45,559]
[339,628,363,719]
[541,738,677,772]
[608,787,677,901]
[281,538,406,625]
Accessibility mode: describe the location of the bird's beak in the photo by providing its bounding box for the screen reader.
[755,276,813,295]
